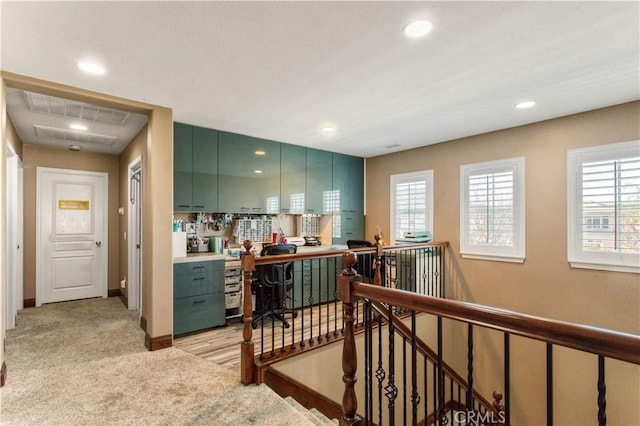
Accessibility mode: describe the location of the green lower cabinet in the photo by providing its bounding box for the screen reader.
[291,258,339,309]
[173,260,225,335]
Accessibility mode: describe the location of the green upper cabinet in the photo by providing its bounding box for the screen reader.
[332,153,364,215]
[218,132,281,214]
[306,148,333,214]
[174,123,194,211]
[332,153,365,243]
[173,123,218,212]
[192,126,218,211]
[280,144,306,214]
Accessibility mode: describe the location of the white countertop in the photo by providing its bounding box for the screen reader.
[172,253,229,263]
[172,244,349,263]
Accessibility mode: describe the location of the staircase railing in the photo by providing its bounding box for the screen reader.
[239,238,448,385]
[338,251,640,426]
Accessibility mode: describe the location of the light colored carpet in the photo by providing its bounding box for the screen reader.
[0,298,330,425]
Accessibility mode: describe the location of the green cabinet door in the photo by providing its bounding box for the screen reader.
[192,126,218,211]
[218,132,281,214]
[280,144,306,214]
[174,123,193,211]
[332,153,365,244]
[306,148,333,214]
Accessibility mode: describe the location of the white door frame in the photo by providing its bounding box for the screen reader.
[5,146,23,329]
[36,167,108,306]
[127,156,142,311]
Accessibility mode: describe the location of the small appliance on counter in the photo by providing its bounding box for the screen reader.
[303,235,322,246]
[172,231,187,258]
[396,231,432,243]
[286,236,306,247]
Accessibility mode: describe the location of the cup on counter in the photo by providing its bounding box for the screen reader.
[208,236,224,254]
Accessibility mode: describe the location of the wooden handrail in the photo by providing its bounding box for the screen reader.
[352,282,640,365]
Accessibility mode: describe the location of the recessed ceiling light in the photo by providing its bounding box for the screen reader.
[254,170,263,174]
[516,101,536,109]
[69,123,88,131]
[69,145,81,151]
[77,61,106,75]
[321,125,336,134]
[403,20,433,38]
[255,150,266,156]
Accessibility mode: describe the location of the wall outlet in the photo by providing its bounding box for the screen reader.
[120,278,126,289]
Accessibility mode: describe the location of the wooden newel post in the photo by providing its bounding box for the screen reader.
[240,239,256,385]
[373,233,383,286]
[338,252,362,426]
[492,390,505,426]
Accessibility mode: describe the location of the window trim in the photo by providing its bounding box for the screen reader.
[389,170,434,245]
[460,157,526,263]
[567,140,640,274]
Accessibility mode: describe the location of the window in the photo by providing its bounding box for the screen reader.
[390,170,434,243]
[460,157,525,263]
[568,140,640,273]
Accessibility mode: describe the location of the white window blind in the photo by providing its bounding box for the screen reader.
[390,170,433,243]
[460,157,525,263]
[467,171,514,246]
[568,140,640,273]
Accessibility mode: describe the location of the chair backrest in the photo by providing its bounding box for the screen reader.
[260,244,297,287]
[261,244,297,256]
[347,240,372,249]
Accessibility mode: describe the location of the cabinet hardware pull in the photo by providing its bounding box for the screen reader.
[193,277,205,281]
[193,266,205,269]
[194,205,205,209]
[193,300,205,304]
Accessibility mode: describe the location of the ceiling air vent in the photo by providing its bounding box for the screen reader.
[24,91,132,126]
[34,125,117,146]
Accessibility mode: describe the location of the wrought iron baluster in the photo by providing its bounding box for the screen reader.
[365,300,373,424]
[547,343,553,426]
[411,312,420,426]
[467,324,474,414]
[437,316,444,425]
[598,355,606,426]
[376,313,385,425]
[504,333,511,426]
[385,304,398,425]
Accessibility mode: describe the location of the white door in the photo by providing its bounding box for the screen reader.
[36,167,108,306]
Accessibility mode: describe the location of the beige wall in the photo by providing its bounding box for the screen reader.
[363,101,640,424]
[22,144,120,299]
[366,101,640,330]
[119,125,147,304]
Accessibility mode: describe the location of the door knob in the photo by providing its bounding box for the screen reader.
[96,241,102,247]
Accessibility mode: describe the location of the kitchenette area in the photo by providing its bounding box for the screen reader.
[172,122,364,336]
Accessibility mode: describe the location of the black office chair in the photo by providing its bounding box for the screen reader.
[252,244,298,329]
[347,239,382,283]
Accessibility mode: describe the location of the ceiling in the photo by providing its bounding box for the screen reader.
[1,1,638,158]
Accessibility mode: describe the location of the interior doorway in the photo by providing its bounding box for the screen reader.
[36,167,108,306]
[5,145,23,329]
[128,157,143,312]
